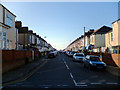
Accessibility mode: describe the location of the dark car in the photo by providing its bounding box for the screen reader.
[48,52,55,58]
[83,55,106,70]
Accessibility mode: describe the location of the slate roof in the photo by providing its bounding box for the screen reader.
[92,26,112,35]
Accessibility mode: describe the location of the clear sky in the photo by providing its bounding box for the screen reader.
[1,2,118,50]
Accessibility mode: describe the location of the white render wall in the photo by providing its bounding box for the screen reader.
[0,5,3,23]
[95,34,105,48]
[0,4,16,50]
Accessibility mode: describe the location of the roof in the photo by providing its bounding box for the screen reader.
[0,3,16,17]
[92,26,112,35]
[112,19,120,24]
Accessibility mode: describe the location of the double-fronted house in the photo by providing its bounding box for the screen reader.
[0,4,18,50]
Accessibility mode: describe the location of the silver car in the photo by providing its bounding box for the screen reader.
[73,53,85,62]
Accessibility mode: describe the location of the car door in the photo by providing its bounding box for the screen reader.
[85,56,90,67]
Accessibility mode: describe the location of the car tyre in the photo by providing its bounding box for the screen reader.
[88,65,92,70]
[84,64,86,68]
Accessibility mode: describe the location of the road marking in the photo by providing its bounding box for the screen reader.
[77,82,86,84]
[63,60,70,70]
[90,83,102,85]
[63,59,87,87]
[76,84,88,87]
[57,85,61,86]
[39,85,52,86]
[21,85,33,87]
[62,85,69,86]
[70,73,74,79]
[106,82,118,85]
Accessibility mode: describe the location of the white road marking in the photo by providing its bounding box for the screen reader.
[21,85,33,87]
[90,83,102,85]
[63,60,70,70]
[106,82,118,85]
[70,73,74,79]
[77,82,86,84]
[62,85,69,86]
[65,64,70,70]
[76,84,88,87]
[39,85,52,86]
[63,59,87,87]
[57,85,61,86]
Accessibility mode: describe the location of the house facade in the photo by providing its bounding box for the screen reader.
[0,4,18,50]
[105,19,120,54]
[90,26,112,49]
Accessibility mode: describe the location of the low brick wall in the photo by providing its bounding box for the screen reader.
[2,50,33,73]
[111,54,120,68]
[101,53,118,67]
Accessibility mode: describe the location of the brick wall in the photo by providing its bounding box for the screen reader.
[2,50,33,73]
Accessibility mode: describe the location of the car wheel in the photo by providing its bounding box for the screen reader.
[88,65,92,70]
[84,64,86,68]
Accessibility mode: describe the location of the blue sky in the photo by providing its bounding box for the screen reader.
[1,2,118,50]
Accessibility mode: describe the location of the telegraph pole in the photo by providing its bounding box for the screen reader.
[84,27,85,53]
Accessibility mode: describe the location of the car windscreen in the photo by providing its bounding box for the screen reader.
[75,54,84,57]
[90,57,100,62]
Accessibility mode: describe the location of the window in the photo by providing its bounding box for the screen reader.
[111,33,113,41]
[9,40,12,49]
[3,32,6,49]
[0,32,2,40]
[7,40,9,49]
[6,14,13,27]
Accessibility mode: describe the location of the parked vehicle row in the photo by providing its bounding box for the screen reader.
[64,51,107,70]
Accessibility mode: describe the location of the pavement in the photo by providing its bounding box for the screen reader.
[106,65,120,77]
[2,56,48,86]
[2,54,120,88]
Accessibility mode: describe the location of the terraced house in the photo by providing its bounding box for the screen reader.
[90,26,112,52]
[105,19,120,54]
[0,4,18,50]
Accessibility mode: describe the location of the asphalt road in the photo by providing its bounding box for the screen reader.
[3,53,120,89]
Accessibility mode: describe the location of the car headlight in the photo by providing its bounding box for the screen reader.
[90,61,96,66]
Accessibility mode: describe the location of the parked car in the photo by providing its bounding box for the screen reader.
[67,52,74,57]
[48,52,55,58]
[73,53,85,62]
[66,51,70,56]
[48,51,58,58]
[83,55,106,70]
[53,51,58,56]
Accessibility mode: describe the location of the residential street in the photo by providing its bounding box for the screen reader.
[3,53,120,89]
